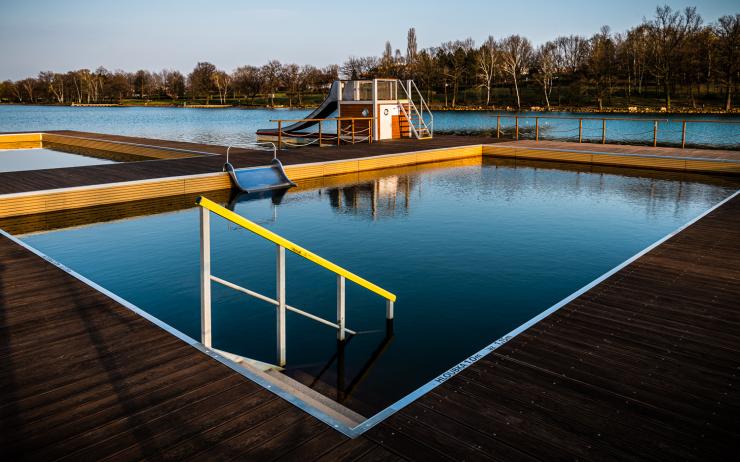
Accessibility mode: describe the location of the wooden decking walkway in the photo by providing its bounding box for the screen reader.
[1,190,738,460]
[0,132,498,195]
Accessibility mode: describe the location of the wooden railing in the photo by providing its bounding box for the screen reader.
[268,117,374,148]
[490,115,740,149]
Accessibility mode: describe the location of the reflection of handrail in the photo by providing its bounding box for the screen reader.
[196,196,396,367]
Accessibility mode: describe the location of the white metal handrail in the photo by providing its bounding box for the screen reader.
[396,80,433,139]
[197,196,395,367]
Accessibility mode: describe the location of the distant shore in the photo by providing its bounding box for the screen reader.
[1,101,738,116]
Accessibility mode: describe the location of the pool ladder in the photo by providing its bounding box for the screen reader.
[196,196,396,368]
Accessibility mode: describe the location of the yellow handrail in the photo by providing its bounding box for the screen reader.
[196,196,397,302]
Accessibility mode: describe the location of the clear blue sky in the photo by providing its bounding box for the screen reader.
[1,0,737,80]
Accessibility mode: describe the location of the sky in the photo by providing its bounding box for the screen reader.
[1,0,737,80]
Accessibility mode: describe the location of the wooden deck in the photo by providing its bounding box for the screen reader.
[1,132,739,459]
[1,190,738,459]
[0,132,499,195]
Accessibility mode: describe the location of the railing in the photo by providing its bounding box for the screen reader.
[225,141,277,165]
[197,196,396,367]
[269,117,374,149]
[489,115,740,149]
[396,80,434,139]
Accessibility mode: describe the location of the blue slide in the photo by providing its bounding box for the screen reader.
[224,158,296,194]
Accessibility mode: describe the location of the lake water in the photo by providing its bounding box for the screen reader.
[1,105,738,149]
[20,159,739,415]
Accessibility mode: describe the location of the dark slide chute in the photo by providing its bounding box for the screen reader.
[256,81,340,136]
[224,158,296,194]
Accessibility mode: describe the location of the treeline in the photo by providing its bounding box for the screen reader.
[0,62,339,107]
[1,5,738,111]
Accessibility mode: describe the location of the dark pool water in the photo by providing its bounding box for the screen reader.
[20,159,738,414]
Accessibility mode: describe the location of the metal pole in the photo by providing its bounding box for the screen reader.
[276,245,286,366]
[277,120,282,150]
[496,114,500,138]
[681,120,686,149]
[318,120,322,147]
[199,207,212,348]
[336,119,341,146]
[515,116,519,140]
[653,120,658,147]
[337,275,346,341]
[386,300,394,320]
[369,118,373,144]
[601,119,606,144]
[578,118,583,143]
[352,119,355,144]
[535,117,539,142]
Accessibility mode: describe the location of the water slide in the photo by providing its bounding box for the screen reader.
[256,81,340,136]
[224,158,296,194]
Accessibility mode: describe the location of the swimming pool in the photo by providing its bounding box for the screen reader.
[19,158,739,415]
[0,148,117,172]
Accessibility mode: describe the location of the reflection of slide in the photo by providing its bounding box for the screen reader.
[224,158,296,194]
[256,81,340,135]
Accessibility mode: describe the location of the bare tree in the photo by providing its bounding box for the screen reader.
[232,65,263,104]
[261,60,282,107]
[645,5,702,109]
[406,27,418,66]
[477,36,499,106]
[188,62,216,103]
[211,70,231,104]
[500,34,533,110]
[534,41,557,110]
[715,13,739,110]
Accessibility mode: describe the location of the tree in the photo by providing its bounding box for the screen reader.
[232,65,263,104]
[587,26,617,110]
[534,41,557,110]
[280,63,301,107]
[715,14,739,110]
[211,70,230,104]
[645,5,702,109]
[160,70,185,100]
[477,36,500,106]
[500,34,533,110]
[261,60,282,107]
[439,39,474,107]
[406,27,418,67]
[188,62,216,102]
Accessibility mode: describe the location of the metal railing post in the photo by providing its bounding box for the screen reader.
[681,120,686,148]
[653,120,658,147]
[601,119,606,144]
[277,120,282,150]
[337,275,346,341]
[496,114,500,138]
[351,119,356,144]
[336,119,341,146]
[535,117,539,142]
[276,245,286,366]
[515,116,519,140]
[578,118,583,143]
[199,207,212,348]
[386,300,394,320]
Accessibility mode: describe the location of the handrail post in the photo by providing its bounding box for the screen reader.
[277,120,282,150]
[352,118,356,144]
[653,120,658,147]
[336,119,341,146]
[515,116,519,140]
[199,207,212,348]
[276,245,286,366]
[496,114,500,138]
[601,119,606,144]
[337,275,346,341]
[386,300,394,320]
[318,120,322,147]
[681,120,686,148]
[535,117,539,142]
[578,118,583,143]
[369,118,373,144]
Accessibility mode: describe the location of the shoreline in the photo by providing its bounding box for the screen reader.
[1,102,738,116]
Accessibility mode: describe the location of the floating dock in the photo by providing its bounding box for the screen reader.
[1,132,739,459]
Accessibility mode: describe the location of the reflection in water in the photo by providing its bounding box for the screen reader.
[327,175,416,220]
